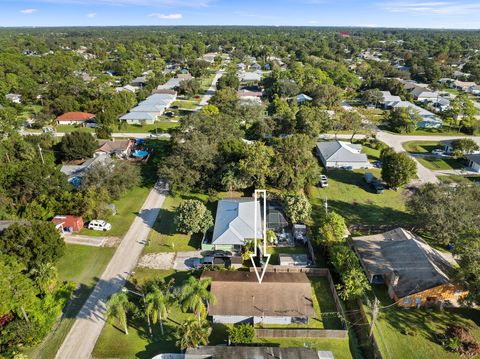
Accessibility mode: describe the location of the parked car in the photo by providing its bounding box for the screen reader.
[88,220,112,231]
[194,256,231,268]
[431,149,445,156]
[364,172,375,184]
[319,175,329,187]
[164,111,174,117]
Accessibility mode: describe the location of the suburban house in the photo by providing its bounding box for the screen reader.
[56,112,96,126]
[51,215,84,233]
[115,85,138,93]
[379,91,402,108]
[201,271,315,324]
[238,70,263,84]
[296,93,313,105]
[351,228,466,307]
[440,138,480,154]
[158,73,193,90]
[202,197,262,252]
[130,76,148,87]
[183,346,329,359]
[237,89,263,105]
[450,80,477,92]
[466,154,480,172]
[60,153,112,187]
[202,52,217,63]
[96,139,135,158]
[120,92,177,125]
[391,101,443,128]
[316,141,371,169]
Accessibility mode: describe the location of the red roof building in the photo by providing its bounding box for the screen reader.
[51,215,84,232]
[56,112,95,125]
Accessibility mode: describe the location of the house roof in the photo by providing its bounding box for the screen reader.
[351,228,454,298]
[316,141,369,164]
[296,93,313,102]
[130,105,166,113]
[184,346,321,359]
[211,198,263,245]
[380,91,402,104]
[60,153,112,177]
[56,112,95,121]
[239,71,262,82]
[151,89,177,95]
[201,271,315,318]
[120,112,158,121]
[96,140,133,154]
[466,153,480,165]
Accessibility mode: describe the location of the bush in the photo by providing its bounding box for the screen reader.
[283,193,312,224]
[227,323,255,344]
[174,199,213,234]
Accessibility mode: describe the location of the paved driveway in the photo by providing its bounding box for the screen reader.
[62,234,107,247]
[173,251,203,270]
[55,186,167,359]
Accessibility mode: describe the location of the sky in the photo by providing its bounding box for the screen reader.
[0,0,479,29]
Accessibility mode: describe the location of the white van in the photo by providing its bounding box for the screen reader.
[88,220,112,231]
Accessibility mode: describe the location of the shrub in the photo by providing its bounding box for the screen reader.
[227,323,255,344]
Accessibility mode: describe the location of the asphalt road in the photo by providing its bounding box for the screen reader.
[55,186,167,359]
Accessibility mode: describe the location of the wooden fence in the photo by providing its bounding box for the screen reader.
[256,328,347,339]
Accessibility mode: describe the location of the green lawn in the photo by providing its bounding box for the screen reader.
[93,269,353,359]
[171,100,200,110]
[116,122,179,133]
[55,125,95,133]
[438,175,480,185]
[403,141,442,154]
[309,169,412,225]
[27,245,115,359]
[367,286,480,359]
[145,195,205,253]
[416,157,464,171]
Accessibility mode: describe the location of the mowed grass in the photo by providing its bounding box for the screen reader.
[367,286,480,359]
[93,269,353,359]
[416,157,464,171]
[116,122,179,133]
[171,99,200,110]
[403,141,442,154]
[309,169,412,225]
[28,245,115,359]
[55,125,94,133]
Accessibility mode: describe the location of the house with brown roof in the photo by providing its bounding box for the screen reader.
[95,139,134,158]
[56,112,96,125]
[351,228,466,307]
[201,271,315,324]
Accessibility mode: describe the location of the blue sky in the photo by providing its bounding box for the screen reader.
[0,0,479,29]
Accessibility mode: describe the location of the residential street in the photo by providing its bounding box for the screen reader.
[55,186,167,359]
[198,69,224,107]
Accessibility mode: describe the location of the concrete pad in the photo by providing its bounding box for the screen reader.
[173,251,203,270]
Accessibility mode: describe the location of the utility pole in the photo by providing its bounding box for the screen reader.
[38,144,45,165]
[369,297,380,338]
[323,198,328,215]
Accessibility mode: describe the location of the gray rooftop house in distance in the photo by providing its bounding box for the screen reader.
[184,346,330,359]
[316,141,371,169]
[202,197,262,252]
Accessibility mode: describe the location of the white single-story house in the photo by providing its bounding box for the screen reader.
[56,112,96,126]
[296,93,313,105]
[466,154,480,172]
[202,197,262,252]
[201,271,315,325]
[440,138,480,154]
[131,76,147,87]
[238,70,262,83]
[316,141,371,169]
[392,101,443,128]
[379,91,402,108]
[120,112,158,125]
[450,80,477,92]
[115,85,139,93]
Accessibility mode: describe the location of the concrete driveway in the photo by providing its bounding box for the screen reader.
[62,234,108,247]
[173,251,203,270]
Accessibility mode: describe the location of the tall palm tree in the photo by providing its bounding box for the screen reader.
[175,318,211,351]
[180,277,216,322]
[145,284,168,336]
[106,292,131,335]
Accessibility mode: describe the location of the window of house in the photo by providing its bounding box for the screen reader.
[403,296,410,305]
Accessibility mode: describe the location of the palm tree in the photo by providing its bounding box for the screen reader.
[180,277,216,322]
[106,292,131,335]
[175,318,211,351]
[145,284,168,336]
[33,263,58,294]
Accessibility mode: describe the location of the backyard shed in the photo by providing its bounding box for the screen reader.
[51,215,84,232]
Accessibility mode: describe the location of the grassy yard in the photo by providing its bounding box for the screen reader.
[27,245,115,359]
[367,286,480,359]
[438,175,480,185]
[172,99,200,110]
[403,141,442,154]
[93,269,353,359]
[116,122,179,133]
[416,157,465,171]
[55,125,95,133]
[309,169,412,225]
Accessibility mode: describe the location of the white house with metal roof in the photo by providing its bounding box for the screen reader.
[316,141,371,169]
[202,198,263,252]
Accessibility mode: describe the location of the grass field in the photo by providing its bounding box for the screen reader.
[403,141,464,171]
[55,125,95,133]
[403,141,442,154]
[309,169,412,225]
[116,122,179,133]
[28,245,115,359]
[438,175,480,184]
[367,286,480,359]
[93,269,353,359]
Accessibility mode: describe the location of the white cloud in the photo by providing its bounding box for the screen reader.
[308,20,320,24]
[148,13,183,19]
[87,12,96,18]
[381,1,480,15]
[20,8,38,14]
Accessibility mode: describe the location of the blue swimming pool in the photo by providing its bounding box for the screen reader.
[132,150,149,157]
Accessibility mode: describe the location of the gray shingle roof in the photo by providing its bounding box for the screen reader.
[184,346,321,359]
[316,141,368,163]
[351,228,453,297]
